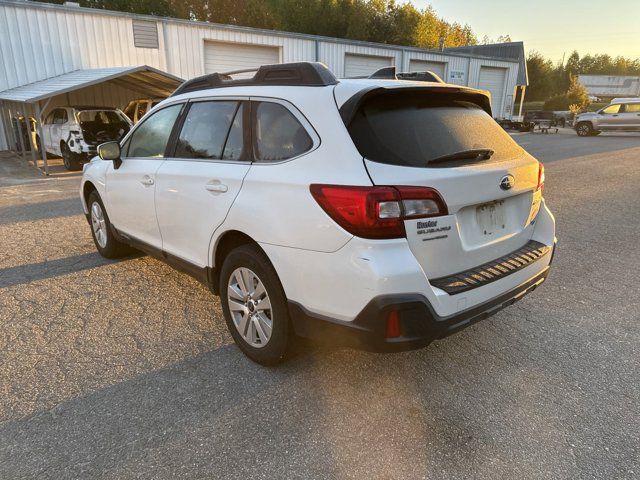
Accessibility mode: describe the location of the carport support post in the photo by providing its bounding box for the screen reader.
[15,110,27,164]
[34,101,49,176]
[0,102,13,151]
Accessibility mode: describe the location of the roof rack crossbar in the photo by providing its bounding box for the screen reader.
[171,62,338,96]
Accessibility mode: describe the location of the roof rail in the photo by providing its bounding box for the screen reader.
[397,71,445,83]
[368,66,397,79]
[171,62,338,96]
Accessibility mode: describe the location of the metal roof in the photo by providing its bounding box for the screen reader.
[0,65,183,103]
[1,0,524,66]
[444,42,528,86]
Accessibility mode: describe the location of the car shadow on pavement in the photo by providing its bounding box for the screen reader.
[0,198,83,225]
[0,251,143,288]
[0,346,341,479]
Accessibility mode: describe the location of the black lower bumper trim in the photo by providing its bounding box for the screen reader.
[289,267,550,353]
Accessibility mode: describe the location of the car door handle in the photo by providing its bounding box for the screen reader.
[140,176,154,186]
[205,182,228,193]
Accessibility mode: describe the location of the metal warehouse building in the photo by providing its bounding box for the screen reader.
[0,0,528,157]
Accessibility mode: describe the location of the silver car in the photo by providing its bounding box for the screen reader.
[575,100,640,136]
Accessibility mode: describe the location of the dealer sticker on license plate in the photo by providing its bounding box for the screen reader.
[477,200,506,236]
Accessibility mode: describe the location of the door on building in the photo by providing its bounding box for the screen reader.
[408,60,446,80]
[478,67,508,118]
[105,103,184,248]
[204,42,280,76]
[344,54,392,77]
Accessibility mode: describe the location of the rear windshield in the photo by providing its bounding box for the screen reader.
[348,94,523,167]
[77,110,128,126]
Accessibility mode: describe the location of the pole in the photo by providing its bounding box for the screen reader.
[518,85,526,119]
[15,110,27,164]
[34,100,50,176]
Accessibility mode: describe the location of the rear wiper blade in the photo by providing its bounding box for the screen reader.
[428,148,495,165]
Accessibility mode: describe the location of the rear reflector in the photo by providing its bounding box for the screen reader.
[309,184,447,239]
[386,310,401,338]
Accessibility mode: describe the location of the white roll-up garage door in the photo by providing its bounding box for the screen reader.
[204,42,280,76]
[478,66,507,117]
[344,54,393,77]
[408,60,446,80]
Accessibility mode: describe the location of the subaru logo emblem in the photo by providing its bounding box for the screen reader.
[500,175,515,191]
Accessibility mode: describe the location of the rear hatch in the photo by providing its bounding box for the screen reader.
[344,87,543,279]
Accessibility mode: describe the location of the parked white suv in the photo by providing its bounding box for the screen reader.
[40,106,132,170]
[81,63,556,364]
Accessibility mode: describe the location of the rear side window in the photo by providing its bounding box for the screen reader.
[348,94,523,167]
[175,101,238,160]
[54,109,68,124]
[624,103,640,113]
[253,102,312,162]
[127,103,182,158]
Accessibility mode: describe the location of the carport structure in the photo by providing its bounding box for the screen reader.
[0,65,183,175]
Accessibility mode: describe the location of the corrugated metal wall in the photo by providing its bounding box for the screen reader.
[0,0,523,150]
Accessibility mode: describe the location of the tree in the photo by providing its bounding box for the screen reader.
[526,51,555,101]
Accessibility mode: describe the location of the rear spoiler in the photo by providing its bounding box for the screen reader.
[339,85,493,126]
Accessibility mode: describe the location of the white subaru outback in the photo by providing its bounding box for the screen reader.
[81,62,556,365]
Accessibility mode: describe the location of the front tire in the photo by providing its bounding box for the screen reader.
[87,191,130,258]
[61,142,82,171]
[576,122,593,137]
[220,244,292,365]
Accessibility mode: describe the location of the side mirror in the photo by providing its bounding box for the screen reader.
[97,141,122,169]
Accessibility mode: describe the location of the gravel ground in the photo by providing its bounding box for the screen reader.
[0,132,638,479]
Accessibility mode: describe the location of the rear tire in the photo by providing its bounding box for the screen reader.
[576,122,593,137]
[61,142,82,171]
[87,191,130,258]
[220,244,292,365]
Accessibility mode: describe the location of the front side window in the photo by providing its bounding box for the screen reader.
[175,101,238,160]
[253,102,313,162]
[44,112,55,125]
[126,104,182,158]
[601,104,621,114]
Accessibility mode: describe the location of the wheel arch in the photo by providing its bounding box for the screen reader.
[81,180,98,214]
[209,230,268,294]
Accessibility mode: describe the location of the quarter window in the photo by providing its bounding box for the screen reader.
[175,101,238,160]
[126,104,182,158]
[253,102,312,162]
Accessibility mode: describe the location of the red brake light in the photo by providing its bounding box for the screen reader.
[309,184,447,239]
[537,162,545,193]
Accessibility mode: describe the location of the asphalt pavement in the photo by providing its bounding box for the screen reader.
[0,131,638,479]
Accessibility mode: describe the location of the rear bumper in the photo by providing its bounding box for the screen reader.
[289,263,551,353]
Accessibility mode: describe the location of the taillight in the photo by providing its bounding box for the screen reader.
[537,162,545,193]
[309,184,447,239]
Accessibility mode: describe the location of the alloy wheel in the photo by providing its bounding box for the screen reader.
[227,267,273,348]
[91,201,108,248]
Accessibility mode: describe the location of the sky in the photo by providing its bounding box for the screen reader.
[409,0,640,62]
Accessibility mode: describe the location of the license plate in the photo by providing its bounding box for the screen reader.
[476,201,506,236]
